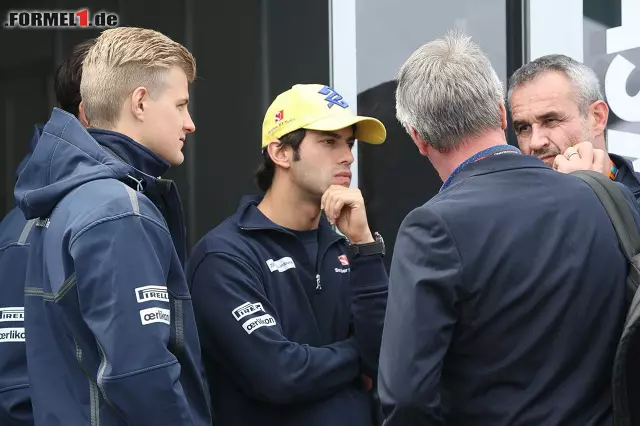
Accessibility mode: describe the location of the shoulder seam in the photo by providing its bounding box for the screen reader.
[189,250,263,292]
[69,212,170,249]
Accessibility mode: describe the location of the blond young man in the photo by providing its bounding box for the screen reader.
[14,27,211,426]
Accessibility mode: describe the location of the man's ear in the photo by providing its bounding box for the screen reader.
[267,141,292,169]
[130,86,149,121]
[78,101,89,128]
[590,100,609,138]
[408,125,430,157]
[499,103,508,130]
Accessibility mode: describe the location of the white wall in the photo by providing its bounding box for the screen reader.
[355,0,507,93]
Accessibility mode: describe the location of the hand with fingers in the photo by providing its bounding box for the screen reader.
[553,141,613,177]
[320,185,374,244]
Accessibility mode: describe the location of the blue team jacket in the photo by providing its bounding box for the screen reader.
[13,108,211,426]
[186,196,389,426]
[612,153,640,205]
[0,125,41,426]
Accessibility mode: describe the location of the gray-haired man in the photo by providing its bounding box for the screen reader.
[508,54,640,202]
[378,31,635,425]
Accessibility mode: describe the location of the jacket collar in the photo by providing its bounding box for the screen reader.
[87,129,186,264]
[88,129,170,187]
[611,153,640,197]
[442,145,548,191]
[236,195,344,247]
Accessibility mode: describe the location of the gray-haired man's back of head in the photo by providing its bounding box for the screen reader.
[395,30,505,152]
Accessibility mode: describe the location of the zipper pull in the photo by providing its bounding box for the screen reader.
[126,174,144,192]
[315,274,322,292]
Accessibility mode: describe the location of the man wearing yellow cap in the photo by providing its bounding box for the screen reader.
[186,84,389,426]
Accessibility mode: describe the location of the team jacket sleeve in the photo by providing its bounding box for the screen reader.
[377,207,464,426]
[0,385,32,425]
[348,254,388,379]
[189,251,361,405]
[70,214,195,426]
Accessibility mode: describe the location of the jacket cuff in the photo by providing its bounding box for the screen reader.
[349,255,387,287]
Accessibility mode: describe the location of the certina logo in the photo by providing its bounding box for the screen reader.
[139,308,171,326]
[0,307,24,322]
[135,285,169,304]
[0,327,25,342]
[266,257,296,273]
[232,302,265,321]
[242,314,276,335]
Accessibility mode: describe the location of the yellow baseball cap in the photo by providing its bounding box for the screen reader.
[261,84,387,149]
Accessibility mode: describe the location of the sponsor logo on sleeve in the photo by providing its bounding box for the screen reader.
[0,307,24,322]
[135,285,169,304]
[242,314,276,335]
[139,307,171,326]
[265,257,296,273]
[0,327,25,342]
[232,302,265,321]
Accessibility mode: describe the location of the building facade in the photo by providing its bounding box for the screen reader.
[0,0,635,268]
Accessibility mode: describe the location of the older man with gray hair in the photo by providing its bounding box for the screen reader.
[508,54,640,202]
[378,31,634,425]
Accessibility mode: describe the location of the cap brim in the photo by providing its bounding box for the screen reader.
[304,115,386,144]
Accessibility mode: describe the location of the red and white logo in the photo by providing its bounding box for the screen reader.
[338,254,349,266]
[275,110,284,123]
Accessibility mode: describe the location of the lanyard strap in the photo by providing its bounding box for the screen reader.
[440,145,521,192]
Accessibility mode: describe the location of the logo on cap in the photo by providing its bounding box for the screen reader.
[275,110,284,123]
[318,86,349,109]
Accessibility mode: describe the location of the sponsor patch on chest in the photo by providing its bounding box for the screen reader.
[266,257,296,272]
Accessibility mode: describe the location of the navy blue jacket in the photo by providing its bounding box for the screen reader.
[0,125,41,426]
[13,108,211,426]
[186,196,388,426]
[379,148,636,425]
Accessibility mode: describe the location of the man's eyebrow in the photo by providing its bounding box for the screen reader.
[513,111,563,128]
[538,111,563,120]
[318,131,340,139]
